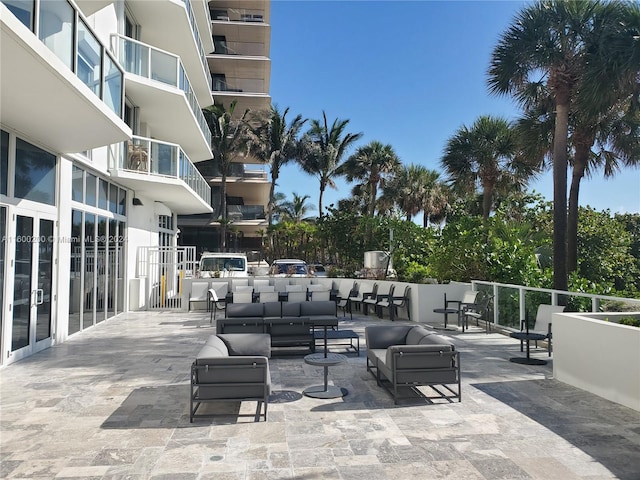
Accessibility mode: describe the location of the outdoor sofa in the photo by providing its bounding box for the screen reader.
[216,301,339,353]
[365,325,461,404]
[190,333,271,422]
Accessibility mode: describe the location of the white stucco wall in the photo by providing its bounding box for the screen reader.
[554,312,640,412]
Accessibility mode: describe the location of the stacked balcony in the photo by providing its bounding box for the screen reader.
[112,34,212,161]
[109,136,211,214]
[0,0,130,153]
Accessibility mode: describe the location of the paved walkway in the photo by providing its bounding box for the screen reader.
[1,311,639,479]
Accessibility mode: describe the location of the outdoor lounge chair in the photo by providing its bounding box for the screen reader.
[518,304,566,356]
[375,284,396,319]
[391,285,411,321]
[460,291,493,333]
[189,282,209,311]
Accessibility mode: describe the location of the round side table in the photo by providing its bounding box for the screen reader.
[303,352,348,399]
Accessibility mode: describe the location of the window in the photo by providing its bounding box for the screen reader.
[38,0,74,71]
[98,178,108,210]
[14,138,56,205]
[1,130,8,196]
[85,173,96,206]
[77,19,102,97]
[103,54,123,117]
[72,165,83,202]
[3,0,34,30]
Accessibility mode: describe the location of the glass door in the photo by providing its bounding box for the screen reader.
[6,212,56,364]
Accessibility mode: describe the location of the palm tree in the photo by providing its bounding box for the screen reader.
[247,106,307,226]
[441,115,535,223]
[380,164,441,223]
[337,141,401,217]
[278,193,315,223]
[298,111,363,218]
[488,0,627,291]
[204,100,250,251]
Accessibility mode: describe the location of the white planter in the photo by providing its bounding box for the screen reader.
[553,312,640,411]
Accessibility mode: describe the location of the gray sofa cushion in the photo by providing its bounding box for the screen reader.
[263,302,281,318]
[227,302,264,318]
[281,302,301,317]
[300,301,336,317]
[365,325,413,349]
[218,333,271,357]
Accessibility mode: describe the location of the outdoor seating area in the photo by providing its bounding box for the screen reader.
[2,308,639,479]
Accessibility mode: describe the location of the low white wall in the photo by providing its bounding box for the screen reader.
[554,312,640,412]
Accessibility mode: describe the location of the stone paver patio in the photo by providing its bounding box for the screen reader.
[1,310,639,479]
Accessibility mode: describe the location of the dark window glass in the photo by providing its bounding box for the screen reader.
[4,0,34,30]
[69,209,82,335]
[72,165,83,202]
[14,138,56,205]
[1,130,8,195]
[83,213,95,328]
[98,179,108,210]
[85,173,96,206]
[118,188,126,216]
[109,183,118,213]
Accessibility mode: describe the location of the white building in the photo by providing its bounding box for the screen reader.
[178,0,271,257]
[0,0,214,366]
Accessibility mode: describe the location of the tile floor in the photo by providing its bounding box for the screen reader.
[1,311,639,479]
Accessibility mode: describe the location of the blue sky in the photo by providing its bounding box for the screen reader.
[268,0,640,217]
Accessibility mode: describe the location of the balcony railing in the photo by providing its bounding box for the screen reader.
[212,40,265,57]
[212,76,266,93]
[112,34,211,147]
[471,280,640,329]
[111,136,211,205]
[2,0,124,118]
[227,205,266,221]
[181,0,212,91]
[211,9,265,23]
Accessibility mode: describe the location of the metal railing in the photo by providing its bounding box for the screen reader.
[212,40,265,56]
[211,8,265,23]
[212,77,266,93]
[181,0,212,91]
[111,34,212,147]
[113,136,211,206]
[471,280,640,329]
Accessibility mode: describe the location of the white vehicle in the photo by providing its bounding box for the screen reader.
[271,259,309,277]
[199,252,248,277]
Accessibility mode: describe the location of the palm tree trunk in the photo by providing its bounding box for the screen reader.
[552,99,570,292]
[481,183,494,224]
[268,167,278,227]
[220,171,228,252]
[318,181,325,219]
[568,145,588,273]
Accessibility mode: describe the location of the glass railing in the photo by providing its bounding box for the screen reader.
[212,40,265,57]
[2,0,124,118]
[113,136,211,206]
[212,76,266,93]
[227,205,266,221]
[210,8,265,23]
[112,35,211,147]
[181,0,212,91]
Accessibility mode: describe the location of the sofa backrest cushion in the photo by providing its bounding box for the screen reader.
[263,301,282,318]
[281,302,301,317]
[300,300,336,317]
[406,326,433,345]
[226,302,264,318]
[365,325,413,349]
[218,333,271,357]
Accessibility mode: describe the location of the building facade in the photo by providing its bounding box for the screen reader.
[177,0,271,259]
[0,0,214,366]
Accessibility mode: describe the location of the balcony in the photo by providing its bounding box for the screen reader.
[124,0,213,105]
[211,8,269,24]
[213,39,266,57]
[108,136,212,214]
[0,1,130,153]
[112,35,212,162]
[227,204,266,222]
